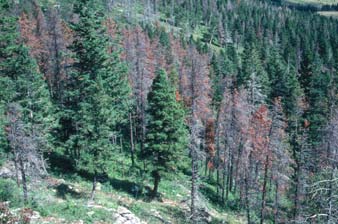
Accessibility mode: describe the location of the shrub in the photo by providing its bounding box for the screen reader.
[0,178,21,206]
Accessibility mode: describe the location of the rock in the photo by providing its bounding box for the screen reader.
[59,178,66,184]
[198,207,213,223]
[96,182,102,191]
[0,166,12,178]
[0,161,18,179]
[112,206,143,224]
[31,211,41,220]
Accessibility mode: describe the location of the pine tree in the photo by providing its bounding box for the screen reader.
[143,69,188,197]
[63,0,131,200]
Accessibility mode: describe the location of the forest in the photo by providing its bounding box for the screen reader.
[0,0,337,223]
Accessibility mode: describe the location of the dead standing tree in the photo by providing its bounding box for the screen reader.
[186,45,212,223]
[6,103,47,204]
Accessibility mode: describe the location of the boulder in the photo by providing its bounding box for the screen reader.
[112,206,144,224]
[0,161,18,179]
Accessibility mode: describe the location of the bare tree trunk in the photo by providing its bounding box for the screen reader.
[191,149,198,223]
[19,157,28,204]
[260,155,269,224]
[234,140,243,193]
[190,121,200,224]
[226,166,230,201]
[129,113,135,167]
[216,111,221,196]
[170,0,174,23]
[245,172,251,224]
[226,146,233,200]
[152,0,156,14]
[327,170,334,224]
[222,163,226,204]
[90,173,97,201]
[40,154,48,175]
[204,157,208,177]
[293,161,301,221]
[274,180,279,224]
[14,153,20,187]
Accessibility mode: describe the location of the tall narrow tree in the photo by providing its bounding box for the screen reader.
[64,0,131,200]
[142,69,188,197]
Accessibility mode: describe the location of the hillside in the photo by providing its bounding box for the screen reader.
[279,0,338,18]
[286,0,338,5]
[1,160,244,223]
[1,0,338,223]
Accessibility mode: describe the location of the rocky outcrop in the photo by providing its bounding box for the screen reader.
[112,206,145,224]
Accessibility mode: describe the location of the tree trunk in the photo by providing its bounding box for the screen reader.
[90,173,97,201]
[129,113,135,167]
[226,167,230,201]
[216,122,220,196]
[245,172,251,224]
[205,157,208,177]
[260,155,269,224]
[152,170,161,198]
[14,153,20,187]
[191,150,198,223]
[40,154,48,175]
[222,165,226,204]
[327,170,334,224]
[293,160,301,221]
[19,157,28,204]
[229,153,234,193]
[226,146,233,201]
[234,140,243,193]
[274,180,279,224]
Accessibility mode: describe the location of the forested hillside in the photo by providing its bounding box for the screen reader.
[1,0,338,223]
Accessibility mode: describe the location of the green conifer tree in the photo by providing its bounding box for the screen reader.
[0,0,54,152]
[239,44,270,105]
[306,54,330,162]
[64,0,131,200]
[143,69,188,197]
[0,0,54,202]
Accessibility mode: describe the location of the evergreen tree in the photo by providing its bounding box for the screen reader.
[306,54,330,168]
[0,0,16,156]
[143,69,188,197]
[239,44,270,105]
[0,0,53,154]
[267,47,303,115]
[0,0,54,203]
[210,48,237,109]
[63,0,131,200]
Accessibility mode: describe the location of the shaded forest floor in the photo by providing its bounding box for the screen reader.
[1,152,245,223]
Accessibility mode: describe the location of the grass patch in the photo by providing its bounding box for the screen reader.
[286,0,338,6]
[0,178,22,207]
[318,10,338,17]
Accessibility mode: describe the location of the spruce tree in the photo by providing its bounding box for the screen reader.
[143,69,188,197]
[64,0,131,200]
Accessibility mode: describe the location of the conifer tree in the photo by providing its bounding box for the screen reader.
[306,54,330,150]
[143,69,188,197]
[64,0,131,200]
[239,44,270,106]
[0,0,54,203]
